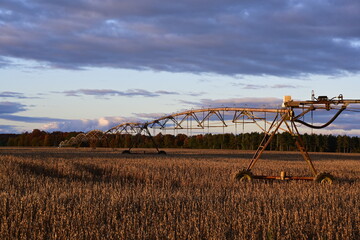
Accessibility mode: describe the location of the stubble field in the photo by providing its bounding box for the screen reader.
[0,147,359,239]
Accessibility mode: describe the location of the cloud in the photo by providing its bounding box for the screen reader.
[0,91,39,99]
[0,92,25,98]
[0,124,18,133]
[0,0,359,76]
[232,83,300,90]
[154,90,178,95]
[0,101,27,114]
[133,112,168,120]
[272,84,298,89]
[317,110,360,131]
[60,89,170,98]
[0,57,12,67]
[42,116,137,132]
[61,89,152,97]
[0,103,139,132]
[0,114,65,123]
[182,97,283,108]
[57,88,201,98]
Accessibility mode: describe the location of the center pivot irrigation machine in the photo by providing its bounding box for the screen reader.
[60,93,360,183]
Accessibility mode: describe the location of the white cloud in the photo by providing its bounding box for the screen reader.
[98,117,109,127]
[41,116,137,132]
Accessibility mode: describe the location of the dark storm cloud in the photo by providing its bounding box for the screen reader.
[0,0,359,76]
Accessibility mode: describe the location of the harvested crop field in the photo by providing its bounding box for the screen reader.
[0,147,359,239]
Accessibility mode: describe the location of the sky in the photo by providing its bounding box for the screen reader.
[1,0,360,135]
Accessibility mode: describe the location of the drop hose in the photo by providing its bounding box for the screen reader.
[294,107,346,129]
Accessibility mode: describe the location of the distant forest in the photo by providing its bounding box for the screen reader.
[1,129,360,153]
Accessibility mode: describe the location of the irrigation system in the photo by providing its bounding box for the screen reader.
[60,93,360,183]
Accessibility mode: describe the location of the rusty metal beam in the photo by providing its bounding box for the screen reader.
[253,175,314,181]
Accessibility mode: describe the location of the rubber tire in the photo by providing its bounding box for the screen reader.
[315,172,334,184]
[234,170,253,182]
[122,150,131,154]
[158,150,167,155]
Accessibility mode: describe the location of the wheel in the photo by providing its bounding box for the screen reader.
[315,172,334,184]
[122,150,131,154]
[234,170,253,181]
[158,150,167,155]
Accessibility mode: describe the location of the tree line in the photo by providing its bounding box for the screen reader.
[1,129,360,153]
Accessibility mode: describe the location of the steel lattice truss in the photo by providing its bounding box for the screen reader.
[59,107,286,147]
[59,130,106,148]
[107,108,283,133]
[59,94,360,182]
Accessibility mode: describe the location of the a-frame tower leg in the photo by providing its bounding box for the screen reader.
[284,120,318,176]
[123,125,166,154]
[246,113,287,171]
[239,111,323,182]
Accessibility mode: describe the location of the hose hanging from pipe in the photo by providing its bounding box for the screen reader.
[294,107,346,129]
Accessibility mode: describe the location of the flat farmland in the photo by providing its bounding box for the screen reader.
[0,148,359,239]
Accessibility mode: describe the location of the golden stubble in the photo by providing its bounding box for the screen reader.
[0,148,359,239]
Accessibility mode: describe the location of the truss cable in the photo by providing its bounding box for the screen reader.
[242,115,245,149]
[203,111,205,135]
[344,109,360,113]
[190,117,192,136]
[311,109,313,134]
[208,116,210,134]
[264,111,267,132]
[223,108,225,135]
[235,120,237,136]
[235,121,239,149]
[295,107,346,129]
[175,115,178,136]
[187,117,189,136]
[242,115,245,132]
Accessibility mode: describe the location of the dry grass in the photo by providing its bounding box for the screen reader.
[0,147,359,239]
